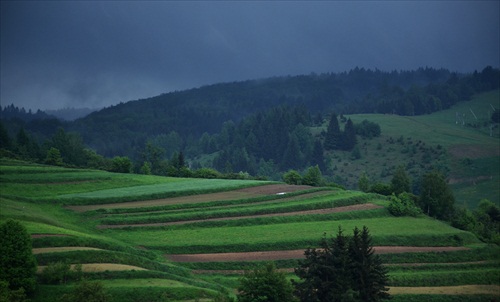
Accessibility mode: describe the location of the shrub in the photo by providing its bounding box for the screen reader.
[388,193,422,217]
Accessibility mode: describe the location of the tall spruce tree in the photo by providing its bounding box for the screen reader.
[294,226,390,302]
[349,227,390,302]
[324,113,341,150]
[311,140,325,172]
[342,118,357,151]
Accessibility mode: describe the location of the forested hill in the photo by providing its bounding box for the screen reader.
[67,66,498,158]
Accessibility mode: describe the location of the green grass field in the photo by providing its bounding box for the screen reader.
[1,91,499,301]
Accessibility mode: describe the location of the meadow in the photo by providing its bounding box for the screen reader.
[1,159,499,302]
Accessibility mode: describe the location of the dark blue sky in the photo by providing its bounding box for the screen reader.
[1,1,499,110]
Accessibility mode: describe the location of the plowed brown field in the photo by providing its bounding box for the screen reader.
[167,246,469,262]
[68,184,313,212]
[98,203,382,229]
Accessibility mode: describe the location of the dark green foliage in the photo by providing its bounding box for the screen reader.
[324,113,341,150]
[349,227,390,302]
[49,128,88,167]
[39,262,82,285]
[237,262,296,302]
[282,136,302,170]
[357,172,370,192]
[390,165,410,195]
[355,120,381,139]
[369,183,392,196]
[60,280,110,302]
[491,109,500,123]
[302,165,323,187]
[45,147,64,166]
[451,199,500,244]
[419,170,455,219]
[0,220,37,296]
[110,156,132,173]
[294,226,390,302]
[310,140,325,172]
[342,118,357,151]
[283,170,302,185]
[0,121,11,150]
[0,280,28,302]
[388,193,422,217]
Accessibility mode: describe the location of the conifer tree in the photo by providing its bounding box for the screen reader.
[294,226,390,302]
[342,118,357,151]
[324,113,341,150]
[311,140,325,172]
[349,227,390,302]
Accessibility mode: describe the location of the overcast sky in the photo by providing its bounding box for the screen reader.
[1,1,499,111]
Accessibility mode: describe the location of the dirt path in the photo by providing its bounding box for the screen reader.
[32,247,103,254]
[68,184,313,212]
[167,246,470,263]
[98,203,382,229]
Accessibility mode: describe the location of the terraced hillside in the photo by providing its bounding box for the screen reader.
[1,159,499,301]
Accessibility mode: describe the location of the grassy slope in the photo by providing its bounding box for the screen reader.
[326,90,500,208]
[1,90,499,301]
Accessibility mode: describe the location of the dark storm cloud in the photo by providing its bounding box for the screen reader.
[1,1,499,110]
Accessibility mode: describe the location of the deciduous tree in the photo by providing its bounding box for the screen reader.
[419,170,455,219]
[391,165,410,195]
[237,262,296,302]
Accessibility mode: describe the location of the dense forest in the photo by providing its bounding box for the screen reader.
[1,66,499,182]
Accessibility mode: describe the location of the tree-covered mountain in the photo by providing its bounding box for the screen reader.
[65,66,498,158]
[1,66,498,184]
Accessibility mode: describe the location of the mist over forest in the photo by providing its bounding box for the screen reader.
[1,66,499,189]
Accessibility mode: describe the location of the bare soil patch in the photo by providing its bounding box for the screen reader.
[388,285,500,295]
[68,184,313,212]
[32,247,103,254]
[167,246,470,263]
[193,261,491,274]
[98,203,382,229]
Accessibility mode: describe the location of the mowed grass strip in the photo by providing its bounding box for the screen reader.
[69,184,321,212]
[58,179,271,204]
[99,204,384,229]
[97,191,371,226]
[37,263,148,273]
[107,216,479,253]
[32,247,103,254]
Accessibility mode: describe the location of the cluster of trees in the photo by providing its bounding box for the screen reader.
[237,226,390,302]
[0,219,112,302]
[2,66,498,181]
[324,114,357,151]
[361,165,499,244]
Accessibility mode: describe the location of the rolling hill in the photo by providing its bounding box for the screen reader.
[1,158,499,301]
